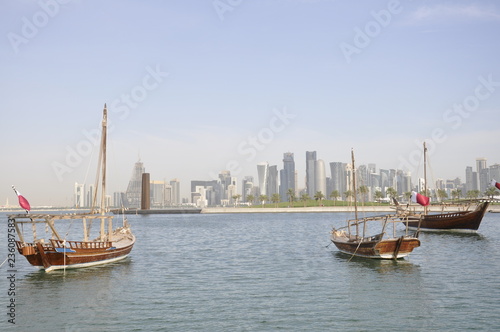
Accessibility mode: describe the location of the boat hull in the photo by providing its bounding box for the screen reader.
[404,202,489,232]
[17,237,135,272]
[331,233,420,259]
[32,254,131,272]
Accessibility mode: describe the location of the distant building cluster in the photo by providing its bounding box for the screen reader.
[75,160,181,209]
[74,153,500,208]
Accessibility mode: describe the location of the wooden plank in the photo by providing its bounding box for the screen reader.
[36,242,52,270]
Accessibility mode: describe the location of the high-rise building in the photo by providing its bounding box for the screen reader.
[227,180,238,205]
[330,162,346,196]
[257,162,269,196]
[164,184,172,206]
[476,158,488,193]
[476,158,487,173]
[306,151,317,197]
[242,176,254,203]
[191,180,219,206]
[219,170,232,201]
[113,192,126,208]
[315,159,326,196]
[400,171,412,196]
[280,152,295,202]
[490,164,500,185]
[170,179,180,206]
[74,183,85,208]
[150,181,165,208]
[86,184,95,208]
[125,160,145,208]
[267,165,279,198]
[379,169,390,196]
[465,166,476,192]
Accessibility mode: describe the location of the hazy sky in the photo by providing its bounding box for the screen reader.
[1,0,500,207]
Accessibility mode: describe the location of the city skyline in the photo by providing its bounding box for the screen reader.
[68,151,499,209]
[1,1,499,206]
[0,151,500,208]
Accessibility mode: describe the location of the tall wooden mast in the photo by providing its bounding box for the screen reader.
[351,149,359,236]
[100,105,107,215]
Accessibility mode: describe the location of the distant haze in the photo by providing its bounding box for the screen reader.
[1,1,499,207]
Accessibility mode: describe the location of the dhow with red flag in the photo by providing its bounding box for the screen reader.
[491,179,500,190]
[12,186,31,212]
[411,191,430,206]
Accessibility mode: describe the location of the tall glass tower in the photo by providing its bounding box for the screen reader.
[280,152,295,201]
[170,179,180,206]
[257,162,269,196]
[315,159,326,196]
[476,158,488,193]
[306,151,317,197]
[267,165,279,197]
[125,160,145,208]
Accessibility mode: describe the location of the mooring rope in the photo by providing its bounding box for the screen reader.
[347,238,364,263]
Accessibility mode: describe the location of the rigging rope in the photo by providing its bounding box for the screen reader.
[347,238,364,263]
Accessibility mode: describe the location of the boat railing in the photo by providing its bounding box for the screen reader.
[16,241,54,255]
[345,213,407,225]
[50,239,112,249]
[337,213,420,239]
[424,211,469,220]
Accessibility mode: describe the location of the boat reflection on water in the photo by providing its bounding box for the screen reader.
[332,250,419,274]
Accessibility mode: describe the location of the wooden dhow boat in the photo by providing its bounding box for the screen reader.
[396,142,490,232]
[396,200,490,232]
[9,105,135,272]
[330,150,421,259]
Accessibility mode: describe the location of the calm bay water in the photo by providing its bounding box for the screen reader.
[2,211,500,331]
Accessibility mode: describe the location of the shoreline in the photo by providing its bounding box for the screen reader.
[3,204,499,214]
[201,204,500,214]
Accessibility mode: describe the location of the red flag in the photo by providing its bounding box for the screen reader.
[12,186,31,212]
[490,179,500,190]
[411,191,430,206]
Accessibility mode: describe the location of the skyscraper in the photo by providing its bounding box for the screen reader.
[306,151,317,197]
[74,183,85,208]
[125,160,145,208]
[490,164,500,185]
[170,179,180,205]
[219,170,232,201]
[465,166,475,192]
[164,185,172,206]
[315,159,326,196]
[150,181,166,208]
[257,162,269,196]
[242,176,254,203]
[476,158,488,192]
[280,152,295,201]
[330,162,346,196]
[191,180,219,206]
[267,165,279,197]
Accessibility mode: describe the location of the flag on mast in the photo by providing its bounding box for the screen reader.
[411,191,430,206]
[491,179,500,190]
[12,186,31,212]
